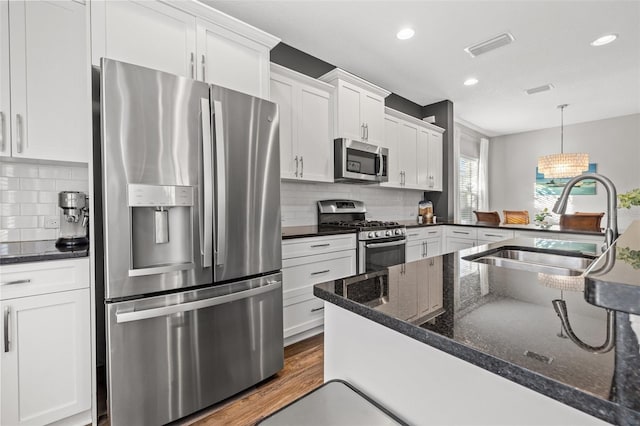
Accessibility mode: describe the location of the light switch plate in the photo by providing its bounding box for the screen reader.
[44,216,60,229]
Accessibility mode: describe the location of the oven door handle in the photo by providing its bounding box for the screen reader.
[366,240,406,249]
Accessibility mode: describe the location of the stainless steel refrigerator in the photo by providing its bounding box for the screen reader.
[97,59,283,426]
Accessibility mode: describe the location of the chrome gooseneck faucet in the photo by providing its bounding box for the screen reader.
[552,172,618,251]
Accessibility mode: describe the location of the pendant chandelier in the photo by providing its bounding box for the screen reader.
[537,104,589,179]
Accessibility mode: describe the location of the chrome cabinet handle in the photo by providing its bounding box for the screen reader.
[453,231,470,235]
[365,123,369,140]
[310,243,330,248]
[3,307,9,353]
[1,279,31,286]
[16,114,23,153]
[311,306,325,313]
[484,234,503,238]
[0,111,5,152]
[361,123,365,140]
[200,99,213,268]
[407,233,419,237]
[294,155,299,177]
[201,55,206,80]
[300,156,304,178]
[213,100,227,267]
[190,53,195,79]
[311,269,330,276]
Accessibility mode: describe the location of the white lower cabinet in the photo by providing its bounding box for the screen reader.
[406,227,442,263]
[0,259,91,426]
[282,234,356,345]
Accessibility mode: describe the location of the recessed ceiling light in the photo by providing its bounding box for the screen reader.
[464,78,479,86]
[591,34,617,46]
[396,28,415,40]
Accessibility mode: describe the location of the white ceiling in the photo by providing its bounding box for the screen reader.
[204,0,640,136]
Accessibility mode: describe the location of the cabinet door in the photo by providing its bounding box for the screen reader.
[298,85,332,182]
[398,122,418,187]
[361,91,384,144]
[336,82,363,140]
[97,0,196,78]
[1,289,91,426]
[405,240,424,263]
[417,129,430,189]
[0,1,10,157]
[381,116,401,187]
[428,130,443,191]
[9,0,89,162]
[426,237,442,258]
[270,75,297,179]
[428,257,444,311]
[415,261,430,317]
[197,18,269,98]
[392,265,417,321]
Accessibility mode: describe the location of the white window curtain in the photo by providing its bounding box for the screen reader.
[477,138,489,211]
[458,156,479,222]
[453,126,461,221]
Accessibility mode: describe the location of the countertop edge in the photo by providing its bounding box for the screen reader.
[0,250,89,265]
[313,285,618,424]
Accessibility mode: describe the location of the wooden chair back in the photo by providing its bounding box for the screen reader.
[503,210,530,225]
[473,211,501,224]
[559,212,604,232]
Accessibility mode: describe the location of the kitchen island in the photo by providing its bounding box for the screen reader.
[314,225,640,425]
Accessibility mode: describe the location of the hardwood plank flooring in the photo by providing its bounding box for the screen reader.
[179,334,324,426]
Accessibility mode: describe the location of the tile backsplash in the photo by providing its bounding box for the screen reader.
[0,160,89,242]
[281,181,426,226]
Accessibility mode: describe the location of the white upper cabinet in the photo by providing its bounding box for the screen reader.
[384,107,445,191]
[92,0,279,98]
[92,0,196,78]
[319,68,390,145]
[270,64,333,182]
[3,0,89,162]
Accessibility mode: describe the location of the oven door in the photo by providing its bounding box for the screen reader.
[360,238,406,273]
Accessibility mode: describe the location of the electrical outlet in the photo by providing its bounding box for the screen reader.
[44,216,60,229]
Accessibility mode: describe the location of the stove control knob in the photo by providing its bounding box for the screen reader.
[394,229,401,235]
[368,232,375,238]
[385,230,392,236]
[375,231,381,237]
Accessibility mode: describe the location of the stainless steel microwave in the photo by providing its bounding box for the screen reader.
[334,138,389,183]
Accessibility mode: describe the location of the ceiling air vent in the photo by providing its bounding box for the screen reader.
[464,32,515,57]
[525,84,554,95]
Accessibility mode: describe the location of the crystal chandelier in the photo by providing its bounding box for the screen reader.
[537,104,589,178]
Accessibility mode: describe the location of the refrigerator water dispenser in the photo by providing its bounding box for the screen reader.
[128,184,194,276]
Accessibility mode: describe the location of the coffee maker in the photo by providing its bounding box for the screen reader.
[56,191,89,249]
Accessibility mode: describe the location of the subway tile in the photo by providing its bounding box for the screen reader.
[20,177,56,191]
[71,167,89,180]
[1,215,38,229]
[20,228,57,241]
[0,203,21,216]
[0,177,20,190]
[1,190,38,204]
[56,179,89,192]
[0,229,21,242]
[39,166,72,179]
[38,191,59,203]
[20,203,57,216]
[0,162,39,178]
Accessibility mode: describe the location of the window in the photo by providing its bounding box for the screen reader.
[458,155,479,222]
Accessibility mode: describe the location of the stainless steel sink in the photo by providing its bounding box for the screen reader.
[463,247,598,276]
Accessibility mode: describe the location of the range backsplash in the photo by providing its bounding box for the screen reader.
[0,160,89,242]
[281,180,425,226]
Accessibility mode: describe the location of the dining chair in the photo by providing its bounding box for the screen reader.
[559,212,605,232]
[503,210,530,224]
[473,211,501,224]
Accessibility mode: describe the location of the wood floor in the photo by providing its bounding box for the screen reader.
[180,334,324,426]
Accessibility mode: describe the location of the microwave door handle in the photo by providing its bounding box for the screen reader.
[366,240,406,249]
[200,99,213,268]
[377,152,385,177]
[213,99,226,267]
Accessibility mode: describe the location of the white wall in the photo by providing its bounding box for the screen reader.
[281,181,425,226]
[0,160,89,242]
[489,114,640,230]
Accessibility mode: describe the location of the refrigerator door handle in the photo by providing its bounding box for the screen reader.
[200,98,213,268]
[213,99,227,267]
[115,280,281,323]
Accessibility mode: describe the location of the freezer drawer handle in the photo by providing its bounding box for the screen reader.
[115,280,281,323]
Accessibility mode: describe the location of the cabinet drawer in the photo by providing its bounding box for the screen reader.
[283,250,355,300]
[283,297,324,338]
[477,228,514,241]
[282,234,356,259]
[406,226,441,242]
[445,226,477,239]
[0,258,89,300]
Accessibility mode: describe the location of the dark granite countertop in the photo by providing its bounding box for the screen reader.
[314,232,640,424]
[282,225,357,240]
[0,240,89,265]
